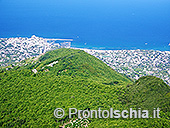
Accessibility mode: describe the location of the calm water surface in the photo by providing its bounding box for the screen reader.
[0,0,170,50]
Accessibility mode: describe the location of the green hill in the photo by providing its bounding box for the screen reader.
[121,76,170,119]
[0,48,169,127]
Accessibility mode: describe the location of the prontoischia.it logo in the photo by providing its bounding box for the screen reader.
[54,108,161,119]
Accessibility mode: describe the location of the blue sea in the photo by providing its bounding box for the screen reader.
[0,0,170,51]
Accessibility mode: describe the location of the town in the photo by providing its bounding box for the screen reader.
[81,48,170,85]
[0,35,72,67]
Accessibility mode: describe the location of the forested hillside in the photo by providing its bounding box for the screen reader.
[0,48,169,127]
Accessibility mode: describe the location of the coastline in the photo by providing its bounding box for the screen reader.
[70,44,170,51]
[71,47,170,54]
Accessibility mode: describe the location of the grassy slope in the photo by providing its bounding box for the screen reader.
[0,48,169,127]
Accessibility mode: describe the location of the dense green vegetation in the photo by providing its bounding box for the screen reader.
[122,76,170,110]
[0,48,169,127]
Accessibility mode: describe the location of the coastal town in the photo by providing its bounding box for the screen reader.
[0,36,169,85]
[0,35,72,67]
[82,48,170,85]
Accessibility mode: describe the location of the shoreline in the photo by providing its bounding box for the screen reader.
[1,35,169,51]
[70,46,170,52]
[71,42,170,52]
